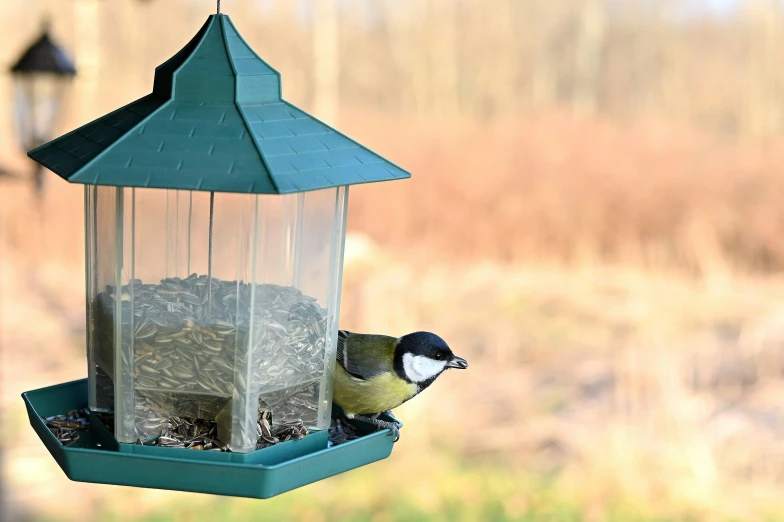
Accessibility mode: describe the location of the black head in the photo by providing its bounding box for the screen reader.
[399,331,452,359]
[394,332,468,387]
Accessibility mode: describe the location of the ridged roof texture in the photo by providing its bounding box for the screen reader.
[28,15,410,194]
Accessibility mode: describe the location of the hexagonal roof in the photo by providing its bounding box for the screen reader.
[27,15,410,194]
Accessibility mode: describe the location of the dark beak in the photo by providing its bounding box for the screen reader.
[446,355,468,369]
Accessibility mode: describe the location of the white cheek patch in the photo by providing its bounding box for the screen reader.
[402,353,447,383]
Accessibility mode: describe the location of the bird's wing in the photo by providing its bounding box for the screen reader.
[336,330,397,380]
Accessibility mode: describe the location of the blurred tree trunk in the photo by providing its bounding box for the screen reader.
[313,0,339,125]
[625,2,666,118]
[463,0,520,119]
[118,0,143,90]
[427,0,461,116]
[572,0,606,115]
[381,0,416,113]
[658,1,687,121]
[530,0,556,108]
[742,0,783,137]
[409,2,432,115]
[72,0,101,121]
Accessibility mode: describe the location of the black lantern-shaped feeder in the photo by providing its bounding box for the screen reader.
[22,13,410,498]
[10,18,76,193]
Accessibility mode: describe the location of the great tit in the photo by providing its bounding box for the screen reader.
[333,330,468,440]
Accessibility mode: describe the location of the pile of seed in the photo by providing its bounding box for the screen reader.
[43,408,90,446]
[94,411,309,451]
[327,418,360,446]
[92,274,329,441]
[47,410,359,450]
[148,411,307,451]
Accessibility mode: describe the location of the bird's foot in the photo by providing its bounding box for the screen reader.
[381,410,404,430]
[347,414,402,442]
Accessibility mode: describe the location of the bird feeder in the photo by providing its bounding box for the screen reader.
[22,12,409,498]
[10,17,76,151]
[10,17,76,194]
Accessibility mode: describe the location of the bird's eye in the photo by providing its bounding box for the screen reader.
[434,353,442,360]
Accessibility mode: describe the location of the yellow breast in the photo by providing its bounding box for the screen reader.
[333,364,418,415]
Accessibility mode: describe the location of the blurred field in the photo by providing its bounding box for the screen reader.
[4,0,784,521]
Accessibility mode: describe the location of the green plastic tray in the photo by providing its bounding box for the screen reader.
[22,379,397,498]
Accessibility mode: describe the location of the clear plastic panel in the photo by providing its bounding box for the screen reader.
[85,186,96,409]
[85,187,136,442]
[85,186,348,452]
[115,187,136,442]
[126,188,170,440]
[165,189,193,278]
[318,186,348,428]
[224,187,348,451]
[128,190,256,441]
[86,186,119,413]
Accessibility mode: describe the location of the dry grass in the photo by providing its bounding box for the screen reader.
[340,110,784,275]
[343,253,784,520]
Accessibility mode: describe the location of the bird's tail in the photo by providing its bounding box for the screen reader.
[336,330,351,369]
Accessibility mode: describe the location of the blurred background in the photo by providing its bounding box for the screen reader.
[3,0,784,520]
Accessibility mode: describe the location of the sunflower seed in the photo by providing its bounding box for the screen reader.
[93,275,329,445]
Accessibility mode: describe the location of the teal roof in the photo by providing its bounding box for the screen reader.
[27,15,410,194]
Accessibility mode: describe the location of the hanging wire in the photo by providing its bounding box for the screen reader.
[217,0,221,14]
[208,191,215,313]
